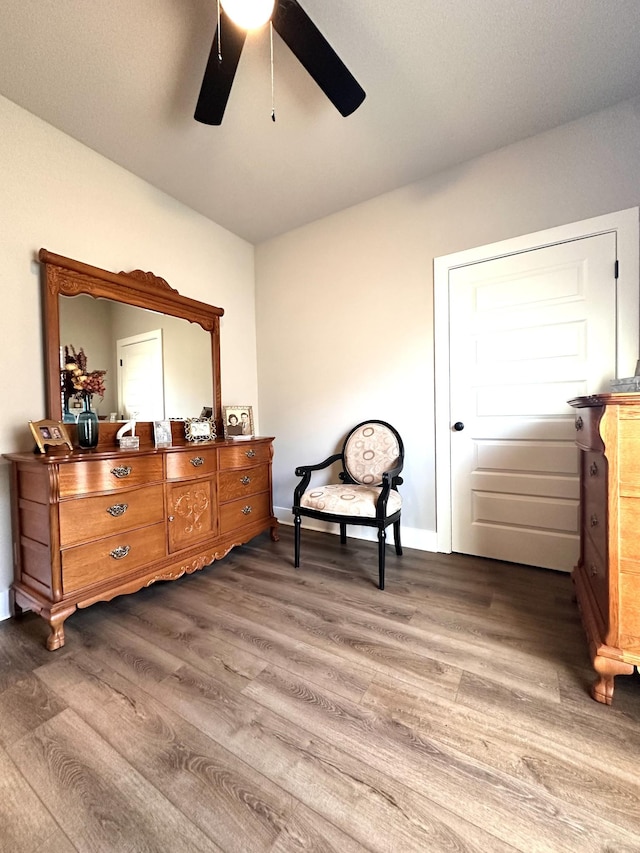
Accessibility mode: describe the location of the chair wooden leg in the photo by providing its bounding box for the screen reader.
[294,514,301,568]
[377,527,386,590]
[393,520,402,555]
[340,523,347,545]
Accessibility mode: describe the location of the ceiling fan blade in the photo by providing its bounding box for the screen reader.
[194,11,247,125]
[272,0,365,117]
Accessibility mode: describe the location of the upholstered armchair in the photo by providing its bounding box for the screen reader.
[292,420,404,589]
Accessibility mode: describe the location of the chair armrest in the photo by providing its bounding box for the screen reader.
[375,462,404,517]
[294,453,342,477]
[293,453,343,505]
[383,461,403,482]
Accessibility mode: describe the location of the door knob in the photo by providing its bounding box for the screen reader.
[453,422,465,431]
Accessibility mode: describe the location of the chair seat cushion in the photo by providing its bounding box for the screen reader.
[300,484,402,518]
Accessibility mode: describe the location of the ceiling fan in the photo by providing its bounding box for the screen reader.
[194,0,366,125]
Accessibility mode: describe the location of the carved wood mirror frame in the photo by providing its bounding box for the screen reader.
[40,248,224,444]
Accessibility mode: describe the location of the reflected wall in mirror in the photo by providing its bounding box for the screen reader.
[40,249,224,442]
[59,295,214,421]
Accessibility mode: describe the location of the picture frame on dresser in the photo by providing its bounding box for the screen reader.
[153,419,172,448]
[184,417,215,442]
[223,405,254,438]
[29,419,73,453]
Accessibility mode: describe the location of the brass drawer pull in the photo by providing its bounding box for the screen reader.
[590,514,599,527]
[111,465,132,479]
[241,505,252,515]
[110,545,130,560]
[190,456,205,467]
[245,449,256,458]
[590,563,598,577]
[241,475,251,485]
[106,503,128,517]
[575,416,584,431]
[589,461,598,476]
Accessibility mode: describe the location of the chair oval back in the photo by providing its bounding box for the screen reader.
[343,421,402,485]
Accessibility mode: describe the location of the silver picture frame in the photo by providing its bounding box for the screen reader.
[184,417,215,442]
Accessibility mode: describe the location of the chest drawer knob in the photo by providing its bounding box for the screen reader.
[106,503,128,518]
[575,416,584,431]
[590,514,599,527]
[241,505,252,515]
[110,545,131,560]
[190,456,205,467]
[111,465,132,479]
[246,449,256,458]
[590,563,598,577]
[589,462,599,477]
[241,475,251,485]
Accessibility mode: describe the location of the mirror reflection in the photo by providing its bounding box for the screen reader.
[59,294,213,422]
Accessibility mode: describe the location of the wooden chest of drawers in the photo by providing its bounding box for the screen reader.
[5,437,277,650]
[569,394,640,704]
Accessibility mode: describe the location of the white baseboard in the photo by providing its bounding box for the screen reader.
[0,589,11,621]
[274,506,438,552]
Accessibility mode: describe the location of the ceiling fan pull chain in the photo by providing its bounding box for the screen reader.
[217,0,222,62]
[270,22,276,122]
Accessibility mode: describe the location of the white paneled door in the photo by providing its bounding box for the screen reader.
[449,233,617,571]
[117,329,165,421]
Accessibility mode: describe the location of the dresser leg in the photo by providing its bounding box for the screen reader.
[44,605,77,651]
[10,589,24,618]
[591,654,634,705]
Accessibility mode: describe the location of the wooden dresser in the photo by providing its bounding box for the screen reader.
[569,393,640,704]
[5,437,277,650]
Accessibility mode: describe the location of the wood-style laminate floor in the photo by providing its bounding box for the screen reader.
[2,526,640,853]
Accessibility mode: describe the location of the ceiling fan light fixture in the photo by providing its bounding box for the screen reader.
[220,0,275,30]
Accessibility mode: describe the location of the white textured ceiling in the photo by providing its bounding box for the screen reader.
[2,0,640,243]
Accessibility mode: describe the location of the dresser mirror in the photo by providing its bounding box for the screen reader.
[40,249,224,439]
[59,294,213,421]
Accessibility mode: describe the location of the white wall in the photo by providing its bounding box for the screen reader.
[0,94,257,618]
[255,96,640,547]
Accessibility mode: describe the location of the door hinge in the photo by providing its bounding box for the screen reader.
[615,260,619,279]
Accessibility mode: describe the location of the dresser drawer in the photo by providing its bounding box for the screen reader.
[166,448,217,480]
[582,451,606,492]
[583,529,608,621]
[59,484,165,548]
[573,406,604,452]
[59,456,163,497]
[219,442,271,470]
[619,572,640,647]
[219,491,271,535]
[582,456,607,556]
[219,464,269,503]
[619,496,640,566]
[62,522,166,593]
[619,417,640,496]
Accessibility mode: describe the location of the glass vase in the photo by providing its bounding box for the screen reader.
[62,397,76,424]
[77,394,99,449]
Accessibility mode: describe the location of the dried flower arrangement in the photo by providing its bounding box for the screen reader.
[63,345,107,399]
